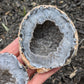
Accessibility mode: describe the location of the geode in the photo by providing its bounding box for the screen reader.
[19,5,78,73]
[0,53,28,84]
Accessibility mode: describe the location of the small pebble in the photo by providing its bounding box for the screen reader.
[31,2,37,6]
[59,1,64,4]
[0,39,2,42]
[16,1,21,7]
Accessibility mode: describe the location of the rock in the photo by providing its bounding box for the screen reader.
[0,53,29,84]
[19,5,78,73]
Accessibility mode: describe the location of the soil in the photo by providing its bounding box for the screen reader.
[0,69,16,84]
[30,20,63,56]
[0,0,84,84]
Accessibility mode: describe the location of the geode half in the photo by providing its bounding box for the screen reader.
[0,53,28,84]
[19,5,78,73]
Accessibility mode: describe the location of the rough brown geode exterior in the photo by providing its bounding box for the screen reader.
[18,5,78,73]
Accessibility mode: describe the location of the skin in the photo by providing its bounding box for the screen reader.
[0,37,61,84]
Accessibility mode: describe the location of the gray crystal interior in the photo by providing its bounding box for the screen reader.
[20,5,78,69]
[30,20,63,56]
[0,53,28,84]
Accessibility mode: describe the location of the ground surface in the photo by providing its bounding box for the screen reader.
[0,0,84,84]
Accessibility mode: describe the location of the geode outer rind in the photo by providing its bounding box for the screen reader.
[19,5,78,73]
[0,53,29,84]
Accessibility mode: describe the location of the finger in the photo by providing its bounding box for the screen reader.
[28,67,61,84]
[17,55,24,64]
[0,37,19,57]
[17,55,37,78]
[27,69,37,78]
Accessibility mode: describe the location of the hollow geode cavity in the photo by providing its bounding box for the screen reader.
[0,53,28,84]
[19,5,78,73]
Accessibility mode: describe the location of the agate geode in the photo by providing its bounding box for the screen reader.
[0,53,28,84]
[19,5,78,73]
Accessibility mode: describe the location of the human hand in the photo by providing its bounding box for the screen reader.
[0,37,61,84]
